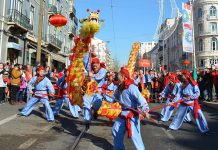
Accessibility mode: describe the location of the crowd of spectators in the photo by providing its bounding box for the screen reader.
[0,62,64,105]
[133,68,218,103]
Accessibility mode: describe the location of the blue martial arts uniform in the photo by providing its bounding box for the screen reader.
[169,83,209,133]
[83,93,103,123]
[83,52,107,87]
[53,75,80,118]
[134,78,139,85]
[160,83,191,122]
[83,52,107,122]
[104,84,149,150]
[104,81,118,93]
[20,76,55,121]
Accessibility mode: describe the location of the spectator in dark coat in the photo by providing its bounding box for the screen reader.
[198,76,205,102]
[203,69,213,101]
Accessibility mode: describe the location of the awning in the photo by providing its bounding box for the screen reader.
[7,42,23,51]
[51,52,66,63]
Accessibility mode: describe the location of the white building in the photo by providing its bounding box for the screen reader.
[153,17,192,71]
[139,41,157,58]
[148,44,159,70]
[0,0,78,70]
[92,37,114,70]
[154,0,218,71]
[194,0,218,69]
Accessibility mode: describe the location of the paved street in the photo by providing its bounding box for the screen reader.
[0,102,83,150]
[0,102,218,150]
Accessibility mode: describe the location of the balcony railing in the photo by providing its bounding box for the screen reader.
[69,27,77,37]
[69,5,76,17]
[197,30,218,36]
[7,9,33,31]
[206,15,218,21]
[72,27,77,35]
[74,17,78,26]
[48,4,57,14]
[46,34,62,49]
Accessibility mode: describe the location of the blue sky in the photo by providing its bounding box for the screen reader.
[75,0,187,65]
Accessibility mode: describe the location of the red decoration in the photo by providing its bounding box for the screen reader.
[49,14,67,28]
[87,8,90,12]
[138,59,151,68]
[183,60,190,65]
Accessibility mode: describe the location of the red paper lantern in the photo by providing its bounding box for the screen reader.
[183,60,190,65]
[49,14,67,29]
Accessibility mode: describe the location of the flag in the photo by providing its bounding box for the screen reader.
[182,3,193,53]
[193,68,197,81]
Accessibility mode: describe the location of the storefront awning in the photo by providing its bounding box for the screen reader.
[7,42,23,51]
[51,52,66,63]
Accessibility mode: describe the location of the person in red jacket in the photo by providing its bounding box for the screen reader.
[162,71,169,91]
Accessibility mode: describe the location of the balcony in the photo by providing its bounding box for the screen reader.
[7,9,33,32]
[196,30,218,37]
[69,27,77,38]
[48,4,57,14]
[69,6,76,18]
[45,34,62,51]
[206,15,218,21]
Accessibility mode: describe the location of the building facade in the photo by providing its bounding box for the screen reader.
[194,0,218,69]
[135,42,157,70]
[92,37,114,71]
[148,44,159,70]
[139,41,157,58]
[152,17,193,71]
[0,0,77,70]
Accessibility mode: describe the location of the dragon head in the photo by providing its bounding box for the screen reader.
[79,9,100,24]
[79,9,101,38]
[88,11,100,23]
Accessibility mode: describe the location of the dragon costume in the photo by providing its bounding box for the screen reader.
[67,10,100,107]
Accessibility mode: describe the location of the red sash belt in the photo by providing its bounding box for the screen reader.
[34,93,53,101]
[119,111,138,138]
[180,99,201,119]
[58,89,68,98]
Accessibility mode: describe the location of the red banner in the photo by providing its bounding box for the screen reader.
[139,59,151,68]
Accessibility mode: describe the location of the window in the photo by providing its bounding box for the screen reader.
[17,0,22,12]
[198,59,204,67]
[9,0,14,10]
[198,23,203,33]
[199,39,203,51]
[211,37,218,51]
[210,6,217,16]
[30,5,34,25]
[210,22,217,33]
[210,59,218,65]
[10,0,23,12]
[198,8,203,18]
